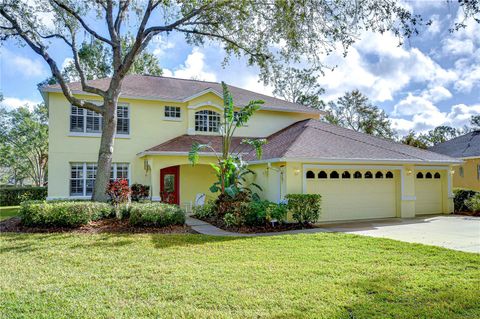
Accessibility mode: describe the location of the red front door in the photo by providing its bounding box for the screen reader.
[160,166,180,205]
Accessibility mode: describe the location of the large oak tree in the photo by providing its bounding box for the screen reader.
[0,0,428,201]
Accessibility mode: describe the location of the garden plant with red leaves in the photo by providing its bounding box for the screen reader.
[106,179,131,207]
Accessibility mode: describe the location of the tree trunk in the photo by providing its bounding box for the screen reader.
[92,97,118,202]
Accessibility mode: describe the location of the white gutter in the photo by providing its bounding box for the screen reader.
[247,157,463,166]
[40,87,324,115]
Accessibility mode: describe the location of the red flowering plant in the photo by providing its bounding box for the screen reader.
[106,179,131,218]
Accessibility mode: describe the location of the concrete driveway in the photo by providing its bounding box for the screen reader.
[321,215,480,253]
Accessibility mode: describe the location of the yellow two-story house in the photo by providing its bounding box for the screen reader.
[42,75,461,222]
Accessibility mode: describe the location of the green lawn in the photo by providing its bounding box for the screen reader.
[0,206,20,221]
[0,232,479,318]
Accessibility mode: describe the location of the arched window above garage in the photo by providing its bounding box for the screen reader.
[353,171,362,179]
[434,172,441,179]
[375,171,383,179]
[386,171,393,179]
[342,171,351,179]
[306,171,315,179]
[318,171,327,179]
[364,171,373,179]
[425,172,432,179]
[330,171,339,179]
[416,172,424,179]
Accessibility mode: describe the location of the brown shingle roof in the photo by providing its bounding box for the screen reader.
[142,135,255,155]
[245,119,462,163]
[41,74,323,115]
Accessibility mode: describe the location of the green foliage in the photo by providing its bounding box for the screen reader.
[272,66,326,109]
[285,194,322,225]
[400,130,428,149]
[453,189,478,212]
[20,200,112,227]
[465,193,480,213]
[0,103,48,186]
[130,184,150,202]
[223,213,237,228]
[326,90,396,139]
[192,201,216,219]
[129,203,185,227]
[244,200,287,226]
[0,186,47,206]
[189,83,264,199]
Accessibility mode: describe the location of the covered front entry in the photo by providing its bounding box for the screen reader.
[305,168,398,222]
[160,165,180,205]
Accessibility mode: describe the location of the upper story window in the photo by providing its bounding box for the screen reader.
[195,110,220,132]
[70,105,130,135]
[164,106,181,119]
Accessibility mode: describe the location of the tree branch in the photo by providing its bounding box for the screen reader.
[50,0,113,45]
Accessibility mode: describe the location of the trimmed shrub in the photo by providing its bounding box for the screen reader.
[131,184,150,202]
[245,200,287,226]
[465,193,480,213]
[223,213,237,228]
[285,194,322,225]
[20,200,113,228]
[129,203,185,227]
[192,200,216,219]
[0,187,47,206]
[453,189,479,212]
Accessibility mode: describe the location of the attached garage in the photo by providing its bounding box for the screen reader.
[305,169,398,222]
[415,171,443,215]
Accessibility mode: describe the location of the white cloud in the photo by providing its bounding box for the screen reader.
[317,31,456,103]
[0,97,40,110]
[150,36,176,58]
[1,48,47,78]
[427,15,442,35]
[163,48,217,82]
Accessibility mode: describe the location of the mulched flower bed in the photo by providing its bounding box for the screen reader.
[454,211,480,217]
[196,216,315,233]
[0,217,193,234]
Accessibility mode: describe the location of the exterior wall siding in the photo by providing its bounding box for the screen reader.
[453,158,480,191]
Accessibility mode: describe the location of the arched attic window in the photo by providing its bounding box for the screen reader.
[195,110,220,132]
[318,171,327,179]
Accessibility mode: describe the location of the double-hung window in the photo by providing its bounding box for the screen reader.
[70,105,129,135]
[70,163,129,196]
[164,106,181,119]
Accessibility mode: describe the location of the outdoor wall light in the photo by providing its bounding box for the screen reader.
[294,168,301,175]
[406,169,412,175]
[450,169,455,175]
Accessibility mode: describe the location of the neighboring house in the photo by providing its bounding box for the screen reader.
[41,75,461,222]
[429,131,480,191]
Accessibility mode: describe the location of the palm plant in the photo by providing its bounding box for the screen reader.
[189,82,266,198]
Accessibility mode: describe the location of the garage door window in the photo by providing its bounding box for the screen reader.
[364,171,373,179]
[375,171,383,179]
[330,171,339,179]
[353,171,362,179]
[434,172,440,179]
[342,171,351,179]
[306,171,315,179]
[386,171,393,179]
[318,171,327,179]
[425,172,432,179]
[416,172,424,179]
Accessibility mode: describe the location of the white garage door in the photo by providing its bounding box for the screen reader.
[415,171,443,215]
[305,169,397,222]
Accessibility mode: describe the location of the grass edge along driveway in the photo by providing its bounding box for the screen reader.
[1,232,479,318]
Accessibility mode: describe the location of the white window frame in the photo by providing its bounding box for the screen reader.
[164,106,182,121]
[69,162,130,197]
[195,110,221,132]
[69,103,130,137]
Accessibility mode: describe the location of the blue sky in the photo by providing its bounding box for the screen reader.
[0,1,478,136]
